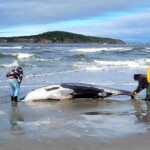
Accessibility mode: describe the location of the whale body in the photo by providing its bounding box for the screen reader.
[22,83,133,102]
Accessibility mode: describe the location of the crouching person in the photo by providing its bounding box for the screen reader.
[147,66,150,101]
[132,74,148,100]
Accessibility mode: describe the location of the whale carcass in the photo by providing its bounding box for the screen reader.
[22,83,133,101]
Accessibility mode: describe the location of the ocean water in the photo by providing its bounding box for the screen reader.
[0,43,150,148]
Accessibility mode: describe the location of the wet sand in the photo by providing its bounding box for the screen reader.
[0,98,150,150]
[0,132,150,150]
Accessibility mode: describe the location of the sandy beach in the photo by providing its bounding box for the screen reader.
[0,99,150,150]
[0,131,150,150]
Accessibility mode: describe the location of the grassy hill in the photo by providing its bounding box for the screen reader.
[0,31,125,44]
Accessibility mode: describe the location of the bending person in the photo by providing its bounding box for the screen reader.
[133,74,148,100]
[6,66,23,102]
[147,66,150,101]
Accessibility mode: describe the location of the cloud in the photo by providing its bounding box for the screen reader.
[1,0,150,28]
[1,0,150,42]
[98,12,150,42]
[58,11,150,42]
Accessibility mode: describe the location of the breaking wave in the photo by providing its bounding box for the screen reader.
[0,46,23,50]
[73,58,150,71]
[71,47,133,53]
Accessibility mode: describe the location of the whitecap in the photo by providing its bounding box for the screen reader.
[94,58,149,68]
[25,70,80,79]
[145,47,150,50]
[0,46,23,50]
[17,53,35,59]
[85,66,104,71]
[0,110,5,115]
[142,47,150,52]
[71,58,149,72]
[2,52,47,62]
[71,47,132,53]
[1,53,35,59]
[1,60,19,68]
[34,58,48,62]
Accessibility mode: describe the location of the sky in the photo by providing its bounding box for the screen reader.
[0,0,150,43]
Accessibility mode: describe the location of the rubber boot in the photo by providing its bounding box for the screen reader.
[147,96,150,102]
[131,95,135,99]
[142,95,148,101]
[146,92,150,102]
[11,96,14,102]
[14,96,18,102]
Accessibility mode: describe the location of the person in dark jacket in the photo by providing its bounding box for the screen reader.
[133,74,149,100]
[146,66,150,101]
[6,66,23,102]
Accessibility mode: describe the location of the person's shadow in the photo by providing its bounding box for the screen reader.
[132,99,150,123]
[144,102,150,122]
[9,104,24,134]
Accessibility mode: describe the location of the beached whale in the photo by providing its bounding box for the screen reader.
[22,83,133,102]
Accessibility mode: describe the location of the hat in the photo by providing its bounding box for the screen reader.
[133,74,141,80]
[17,67,22,72]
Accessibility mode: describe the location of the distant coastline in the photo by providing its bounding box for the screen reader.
[0,31,125,44]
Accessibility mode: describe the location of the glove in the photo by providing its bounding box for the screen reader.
[132,92,138,96]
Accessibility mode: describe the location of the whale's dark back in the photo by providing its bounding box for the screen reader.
[61,83,112,98]
[61,83,132,98]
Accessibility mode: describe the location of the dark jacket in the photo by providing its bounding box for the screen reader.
[134,74,148,93]
[6,67,23,84]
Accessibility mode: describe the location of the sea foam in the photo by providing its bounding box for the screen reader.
[71,47,132,52]
[1,60,19,68]
[0,46,23,50]
[17,53,35,59]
